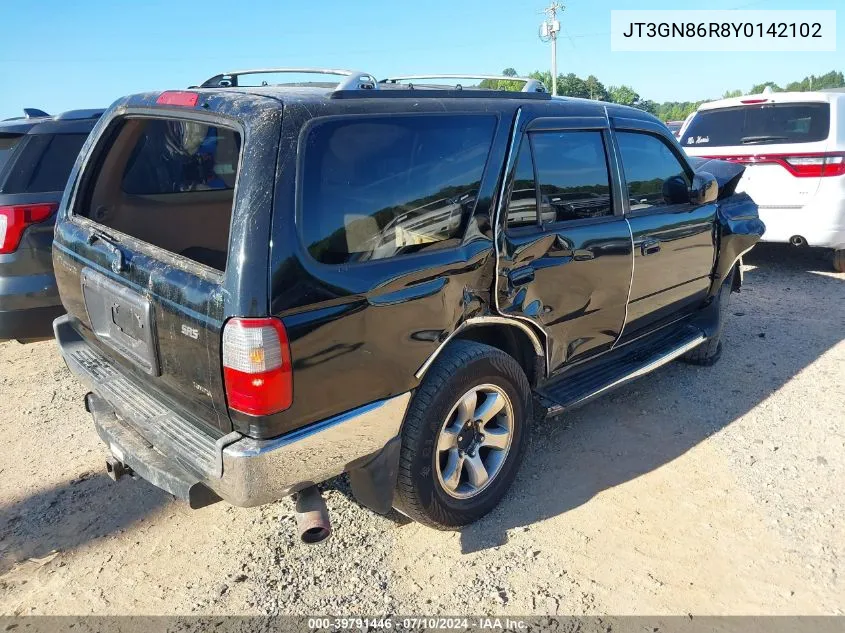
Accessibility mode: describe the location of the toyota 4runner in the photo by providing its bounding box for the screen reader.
[52,69,763,542]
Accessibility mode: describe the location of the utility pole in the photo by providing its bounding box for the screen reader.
[539,2,563,95]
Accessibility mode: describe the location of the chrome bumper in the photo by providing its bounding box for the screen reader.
[55,315,411,507]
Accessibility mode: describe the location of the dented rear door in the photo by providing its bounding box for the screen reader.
[496,114,633,373]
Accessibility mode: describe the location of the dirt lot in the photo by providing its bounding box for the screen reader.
[0,244,843,616]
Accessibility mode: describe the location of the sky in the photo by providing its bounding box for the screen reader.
[0,0,842,119]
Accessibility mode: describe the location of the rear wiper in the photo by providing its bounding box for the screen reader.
[87,228,127,272]
[740,135,789,145]
[87,227,119,247]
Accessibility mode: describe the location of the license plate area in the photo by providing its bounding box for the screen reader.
[81,267,160,376]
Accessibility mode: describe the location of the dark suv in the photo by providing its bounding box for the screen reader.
[0,108,103,342]
[51,70,763,541]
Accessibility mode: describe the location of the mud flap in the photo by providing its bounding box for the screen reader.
[347,436,402,515]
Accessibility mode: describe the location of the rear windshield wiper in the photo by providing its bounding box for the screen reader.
[740,135,790,145]
[87,228,127,272]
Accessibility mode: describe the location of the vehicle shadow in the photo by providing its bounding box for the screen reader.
[0,472,171,574]
[744,242,835,272]
[458,248,845,553]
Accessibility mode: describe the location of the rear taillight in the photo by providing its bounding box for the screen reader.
[702,153,845,178]
[222,317,292,416]
[0,203,58,255]
[784,154,845,178]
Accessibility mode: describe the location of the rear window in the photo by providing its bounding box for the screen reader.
[77,118,241,272]
[300,114,496,265]
[0,133,87,193]
[683,103,830,148]
[0,133,23,176]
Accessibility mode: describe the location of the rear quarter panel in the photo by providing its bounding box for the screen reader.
[258,99,515,438]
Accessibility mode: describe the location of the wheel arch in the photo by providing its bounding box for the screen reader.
[415,317,546,387]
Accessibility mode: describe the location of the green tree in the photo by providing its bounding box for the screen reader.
[558,73,590,98]
[636,99,658,115]
[528,70,553,93]
[608,85,640,106]
[785,70,844,91]
[478,68,524,91]
[722,89,743,99]
[749,81,782,94]
[585,75,609,101]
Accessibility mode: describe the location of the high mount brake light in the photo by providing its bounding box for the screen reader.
[0,203,58,254]
[222,317,293,416]
[156,91,200,107]
[701,153,845,178]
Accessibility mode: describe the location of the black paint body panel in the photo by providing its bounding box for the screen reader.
[52,88,763,441]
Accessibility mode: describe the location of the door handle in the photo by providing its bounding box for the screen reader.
[573,249,595,261]
[508,267,535,287]
[641,239,661,256]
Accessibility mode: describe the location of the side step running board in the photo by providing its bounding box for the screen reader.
[537,327,706,418]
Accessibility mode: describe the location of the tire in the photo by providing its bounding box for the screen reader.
[834,249,845,274]
[394,340,532,529]
[681,267,736,366]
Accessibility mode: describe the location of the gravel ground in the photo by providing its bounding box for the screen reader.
[0,244,842,616]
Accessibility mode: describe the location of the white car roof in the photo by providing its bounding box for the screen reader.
[696,90,845,112]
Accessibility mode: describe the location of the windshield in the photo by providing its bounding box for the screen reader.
[683,103,830,148]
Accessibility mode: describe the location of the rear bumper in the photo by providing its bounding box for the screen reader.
[758,199,845,250]
[0,269,62,340]
[54,315,411,507]
[0,304,64,341]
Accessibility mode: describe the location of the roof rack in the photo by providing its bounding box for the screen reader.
[379,74,548,93]
[198,68,378,91]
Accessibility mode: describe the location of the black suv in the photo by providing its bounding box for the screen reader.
[52,70,763,541]
[0,108,103,342]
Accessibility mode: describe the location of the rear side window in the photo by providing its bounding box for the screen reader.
[683,103,830,148]
[617,132,691,210]
[505,131,613,227]
[0,133,23,177]
[0,133,87,194]
[533,131,613,223]
[300,115,496,265]
[506,141,539,229]
[77,118,241,272]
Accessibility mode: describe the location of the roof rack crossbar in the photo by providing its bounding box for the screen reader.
[200,68,378,91]
[379,74,548,93]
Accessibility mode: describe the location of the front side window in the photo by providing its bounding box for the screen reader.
[531,131,613,223]
[300,115,496,265]
[617,131,691,211]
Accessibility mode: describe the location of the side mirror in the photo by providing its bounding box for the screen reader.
[689,172,718,205]
[662,175,690,205]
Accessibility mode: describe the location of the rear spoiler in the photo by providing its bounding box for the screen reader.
[688,156,746,199]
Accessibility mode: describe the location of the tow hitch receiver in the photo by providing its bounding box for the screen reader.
[105,456,132,481]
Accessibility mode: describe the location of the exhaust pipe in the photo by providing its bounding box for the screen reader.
[790,235,807,247]
[294,486,331,544]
